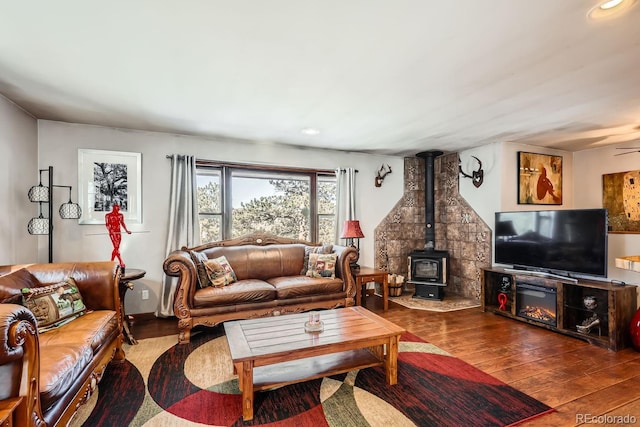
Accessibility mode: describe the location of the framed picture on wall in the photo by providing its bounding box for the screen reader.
[603,170,640,233]
[77,149,142,224]
[517,151,563,205]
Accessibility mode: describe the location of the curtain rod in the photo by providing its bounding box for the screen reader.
[167,155,356,174]
[166,154,192,159]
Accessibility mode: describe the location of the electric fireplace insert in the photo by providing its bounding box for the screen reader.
[516,282,557,326]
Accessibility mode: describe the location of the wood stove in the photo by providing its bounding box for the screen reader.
[408,150,449,301]
[408,250,448,300]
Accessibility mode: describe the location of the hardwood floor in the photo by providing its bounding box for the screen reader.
[130,295,640,426]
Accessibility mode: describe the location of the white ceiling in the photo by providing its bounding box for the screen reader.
[1,0,639,156]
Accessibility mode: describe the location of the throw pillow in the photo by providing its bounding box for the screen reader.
[21,278,87,333]
[0,268,40,304]
[203,256,237,288]
[300,244,333,275]
[306,253,337,279]
[189,251,211,289]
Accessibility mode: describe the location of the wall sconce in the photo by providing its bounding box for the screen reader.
[340,219,365,269]
[27,166,82,262]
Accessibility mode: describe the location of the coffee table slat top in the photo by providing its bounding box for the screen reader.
[224,306,404,362]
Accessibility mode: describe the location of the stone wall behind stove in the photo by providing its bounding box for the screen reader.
[373,153,491,300]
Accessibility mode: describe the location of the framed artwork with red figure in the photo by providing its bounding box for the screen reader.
[517,152,563,205]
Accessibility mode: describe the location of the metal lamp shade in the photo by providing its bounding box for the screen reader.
[59,202,82,219]
[28,216,50,235]
[28,185,49,202]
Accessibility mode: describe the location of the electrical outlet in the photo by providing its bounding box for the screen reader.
[141,290,149,300]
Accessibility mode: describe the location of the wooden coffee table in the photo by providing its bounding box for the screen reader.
[224,306,405,421]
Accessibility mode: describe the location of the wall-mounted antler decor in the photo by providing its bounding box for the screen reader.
[375,163,392,187]
[458,156,484,188]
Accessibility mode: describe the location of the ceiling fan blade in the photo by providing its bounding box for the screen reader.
[614,150,640,156]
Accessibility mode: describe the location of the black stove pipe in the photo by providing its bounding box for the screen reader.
[416,150,443,251]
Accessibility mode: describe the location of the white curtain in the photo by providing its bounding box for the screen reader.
[156,155,200,317]
[334,167,357,244]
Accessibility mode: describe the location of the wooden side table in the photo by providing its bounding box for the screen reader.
[119,268,146,345]
[0,397,22,427]
[353,267,389,310]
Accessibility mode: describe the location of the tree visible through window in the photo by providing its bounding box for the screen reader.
[317,176,337,244]
[197,169,222,242]
[196,164,336,244]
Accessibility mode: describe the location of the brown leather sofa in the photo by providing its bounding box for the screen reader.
[0,262,124,427]
[163,233,358,344]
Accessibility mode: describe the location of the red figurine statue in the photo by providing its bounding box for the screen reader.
[105,204,132,268]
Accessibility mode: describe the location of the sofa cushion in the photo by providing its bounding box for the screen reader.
[306,253,337,279]
[21,279,87,333]
[269,275,345,299]
[39,343,94,413]
[300,244,333,275]
[0,268,40,304]
[193,279,276,308]
[206,244,308,280]
[37,309,119,412]
[38,310,120,354]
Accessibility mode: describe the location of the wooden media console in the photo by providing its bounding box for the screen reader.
[482,267,637,351]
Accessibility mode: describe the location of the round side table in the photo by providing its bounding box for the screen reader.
[119,268,146,345]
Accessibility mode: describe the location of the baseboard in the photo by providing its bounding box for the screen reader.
[129,312,174,323]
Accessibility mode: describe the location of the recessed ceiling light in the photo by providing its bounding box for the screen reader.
[301,128,320,136]
[600,0,624,9]
[588,0,636,19]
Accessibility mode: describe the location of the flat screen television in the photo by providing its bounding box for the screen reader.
[494,208,608,278]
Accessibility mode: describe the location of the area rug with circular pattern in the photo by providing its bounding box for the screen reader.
[71,325,553,426]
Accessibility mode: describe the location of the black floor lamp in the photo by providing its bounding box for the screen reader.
[28,166,82,262]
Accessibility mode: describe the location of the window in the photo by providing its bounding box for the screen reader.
[196,162,336,244]
[317,175,337,244]
[196,169,222,242]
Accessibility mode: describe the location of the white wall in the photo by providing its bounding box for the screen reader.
[460,139,640,298]
[37,120,404,313]
[0,95,38,264]
[460,141,573,230]
[574,143,640,286]
[459,142,502,230]
[30,119,638,309]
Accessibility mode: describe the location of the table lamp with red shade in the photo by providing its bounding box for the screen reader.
[340,220,364,270]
